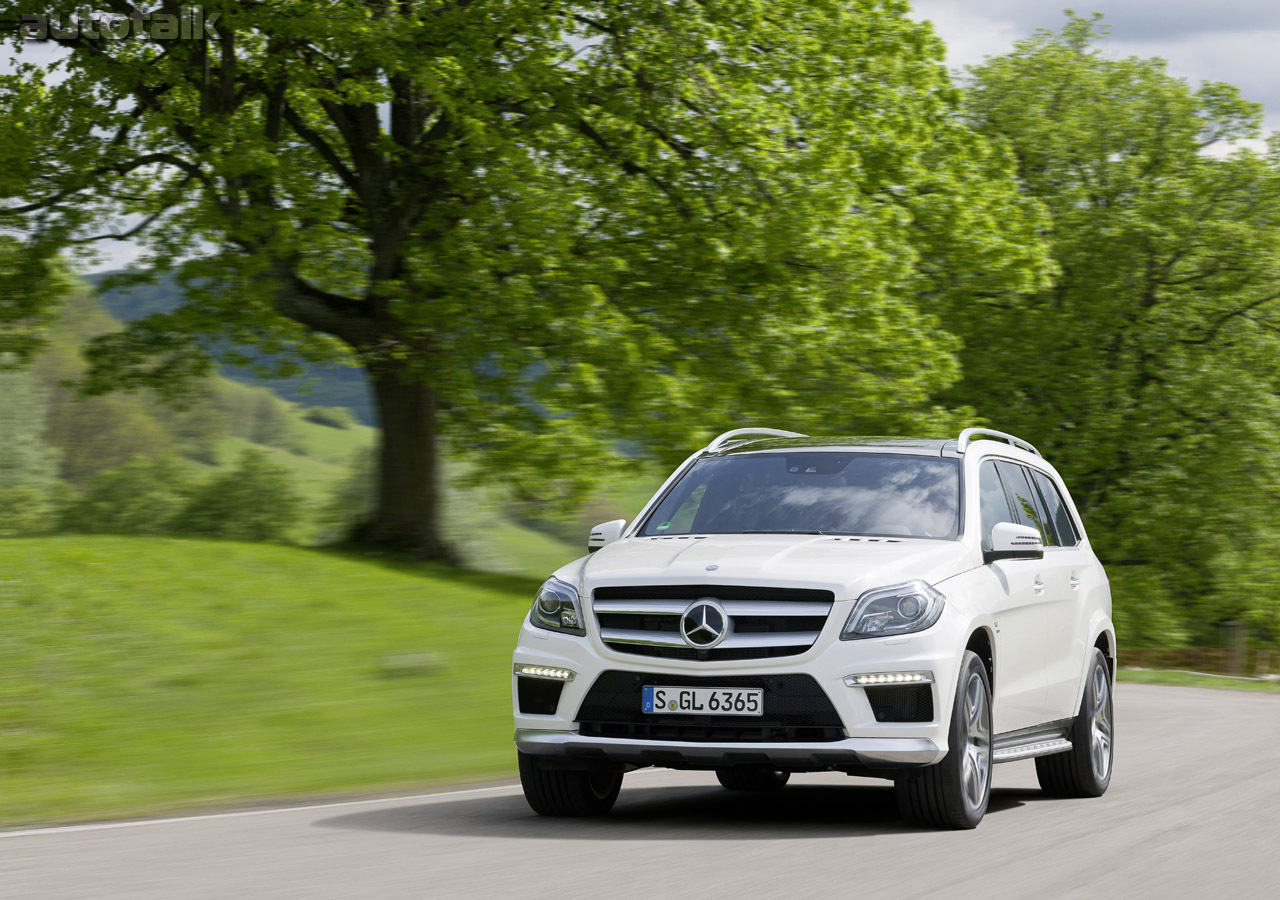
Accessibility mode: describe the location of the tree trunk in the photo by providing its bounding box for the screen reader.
[354,359,456,561]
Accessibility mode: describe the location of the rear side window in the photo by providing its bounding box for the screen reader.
[978,461,1015,550]
[994,461,1056,546]
[1029,469,1080,546]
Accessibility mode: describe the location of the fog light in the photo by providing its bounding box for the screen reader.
[844,671,934,687]
[514,664,576,681]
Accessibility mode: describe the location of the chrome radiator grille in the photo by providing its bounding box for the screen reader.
[592,585,834,661]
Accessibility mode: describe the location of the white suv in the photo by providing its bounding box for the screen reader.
[511,428,1115,828]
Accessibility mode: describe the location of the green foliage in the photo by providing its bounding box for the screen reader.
[0,366,59,488]
[0,485,62,538]
[61,457,194,537]
[0,364,64,537]
[318,448,377,543]
[173,450,302,542]
[0,0,1051,555]
[955,14,1280,646]
[0,236,68,367]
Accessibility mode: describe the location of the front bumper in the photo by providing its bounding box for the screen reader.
[516,728,943,768]
[513,602,967,769]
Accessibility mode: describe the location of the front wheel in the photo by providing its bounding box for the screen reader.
[518,753,622,817]
[1036,647,1113,798]
[895,650,992,829]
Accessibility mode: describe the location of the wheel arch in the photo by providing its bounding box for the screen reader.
[1070,619,1117,717]
[965,626,996,692]
[1094,629,1116,680]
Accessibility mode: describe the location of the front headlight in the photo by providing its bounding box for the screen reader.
[529,577,586,636]
[841,580,945,640]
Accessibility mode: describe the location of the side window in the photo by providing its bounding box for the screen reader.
[978,461,1015,550]
[994,461,1056,546]
[1029,470,1079,546]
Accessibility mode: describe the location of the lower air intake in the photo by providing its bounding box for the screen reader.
[864,684,934,723]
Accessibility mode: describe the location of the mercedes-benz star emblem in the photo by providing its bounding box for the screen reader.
[680,599,729,649]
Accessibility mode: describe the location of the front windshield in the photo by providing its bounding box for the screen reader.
[639,452,960,540]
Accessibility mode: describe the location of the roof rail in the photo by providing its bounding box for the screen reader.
[706,428,807,451]
[957,427,1041,457]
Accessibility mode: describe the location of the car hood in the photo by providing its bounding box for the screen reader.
[569,534,975,601]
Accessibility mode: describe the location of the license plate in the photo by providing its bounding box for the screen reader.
[642,686,764,716]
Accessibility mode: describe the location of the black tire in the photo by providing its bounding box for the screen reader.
[715,766,791,791]
[517,753,622,817]
[1036,647,1113,798]
[895,650,993,829]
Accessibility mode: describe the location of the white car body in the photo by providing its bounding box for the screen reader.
[512,428,1115,826]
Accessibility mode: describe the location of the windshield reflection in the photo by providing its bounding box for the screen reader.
[639,453,960,540]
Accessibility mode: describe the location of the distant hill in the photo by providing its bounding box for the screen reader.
[83,271,375,424]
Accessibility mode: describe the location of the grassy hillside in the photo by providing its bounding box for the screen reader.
[0,537,540,826]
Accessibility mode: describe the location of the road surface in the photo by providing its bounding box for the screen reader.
[2,684,1277,899]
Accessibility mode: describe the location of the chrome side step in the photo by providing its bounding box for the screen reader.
[993,739,1072,763]
[992,720,1073,764]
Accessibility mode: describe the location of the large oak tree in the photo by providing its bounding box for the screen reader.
[1,1,1048,558]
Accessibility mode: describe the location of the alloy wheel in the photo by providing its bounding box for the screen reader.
[962,671,992,811]
[1090,664,1113,782]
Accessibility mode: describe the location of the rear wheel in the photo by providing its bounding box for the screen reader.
[518,753,622,817]
[715,766,791,791]
[1036,647,1113,798]
[895,650,992,829]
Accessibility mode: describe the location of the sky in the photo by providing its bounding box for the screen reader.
[911,0,1280,139]
[5,2,1277,272]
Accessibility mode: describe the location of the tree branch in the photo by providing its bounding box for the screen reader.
[281,102,361,195]
[269,264,380,347]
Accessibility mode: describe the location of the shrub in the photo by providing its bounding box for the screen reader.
[60,457,193,535]
[0,486,61,537]
[174,450,300,541]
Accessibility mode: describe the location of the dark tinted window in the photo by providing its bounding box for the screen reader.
[978,461,1015,550]
[994,461,1055,545]
[1029,469,1079,546]
[639,453,960,539]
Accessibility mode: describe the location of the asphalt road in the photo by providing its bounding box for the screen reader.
[2,684,1277,900]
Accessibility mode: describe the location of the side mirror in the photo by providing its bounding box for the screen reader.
[588,519,627,552]
[984,522,1044,565]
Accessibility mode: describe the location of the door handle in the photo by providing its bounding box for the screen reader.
[1070,576,1081,590]
[1034,580,1045,595]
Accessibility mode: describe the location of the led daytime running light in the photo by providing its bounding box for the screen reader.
[514,664,575,682]
[843,671,934,687]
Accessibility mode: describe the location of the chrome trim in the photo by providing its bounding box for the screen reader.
[514,729,943,768]
[600,628,821,649]
[993,739,1073,763]
[593,599,832,618]
[593,599,690,615]
[593,595,833,656]
[598,628,688,648]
